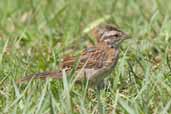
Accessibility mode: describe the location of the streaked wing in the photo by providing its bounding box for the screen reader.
[60,47,106,70]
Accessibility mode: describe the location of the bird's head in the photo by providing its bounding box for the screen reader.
[92,24,128,48]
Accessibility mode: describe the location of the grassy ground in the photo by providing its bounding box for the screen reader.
[0,0,171,113]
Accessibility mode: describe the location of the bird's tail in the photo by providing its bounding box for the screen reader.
[16,71,63,83]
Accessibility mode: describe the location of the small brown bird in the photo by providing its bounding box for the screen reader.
[17,24,128,87]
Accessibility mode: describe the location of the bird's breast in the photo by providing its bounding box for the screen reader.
[104,47,119,68]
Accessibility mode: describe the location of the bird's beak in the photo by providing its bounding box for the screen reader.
[122,32,130,40]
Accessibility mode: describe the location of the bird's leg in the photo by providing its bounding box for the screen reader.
[96,79,110,90]
[95,84,104,114]
[96,79,105,90]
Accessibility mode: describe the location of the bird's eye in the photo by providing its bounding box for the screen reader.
[114,34,119,37]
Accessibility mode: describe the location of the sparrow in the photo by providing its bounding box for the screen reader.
[17,24,128,87]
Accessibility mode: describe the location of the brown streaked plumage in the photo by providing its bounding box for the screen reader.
[17,24,128,87]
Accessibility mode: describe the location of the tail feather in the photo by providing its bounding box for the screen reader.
[17,71,63,83]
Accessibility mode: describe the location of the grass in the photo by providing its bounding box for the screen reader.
[0,0,171,113]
